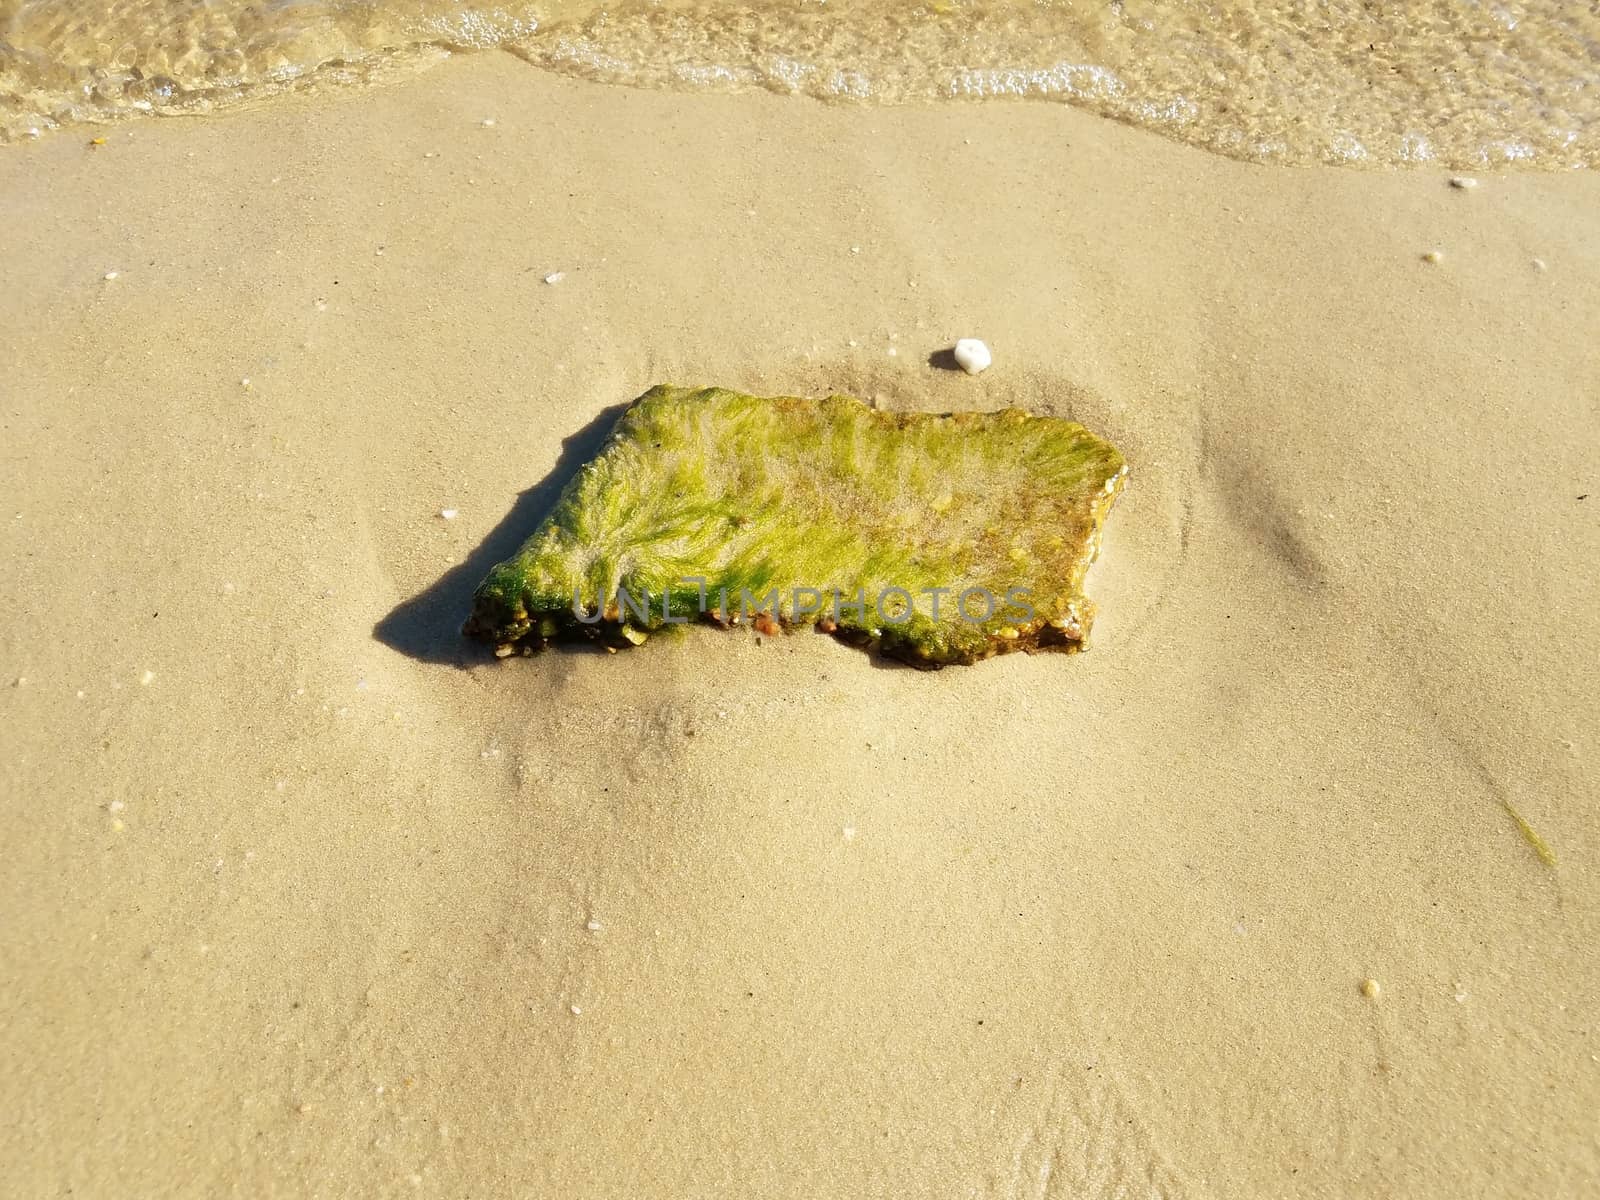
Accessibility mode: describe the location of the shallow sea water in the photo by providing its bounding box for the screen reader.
[3,0,1598,165]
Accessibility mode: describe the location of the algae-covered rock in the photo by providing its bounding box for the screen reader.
[465,385,1127,667]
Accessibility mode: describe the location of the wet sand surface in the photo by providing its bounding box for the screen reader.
[3,55,1598,1197]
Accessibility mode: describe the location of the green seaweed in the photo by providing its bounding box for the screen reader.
[465,385,1127,667]
[1500,798,1557,868]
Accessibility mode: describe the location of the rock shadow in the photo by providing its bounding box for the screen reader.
[372,403,627,665]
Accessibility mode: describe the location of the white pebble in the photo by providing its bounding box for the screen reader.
[103,270,119,281]
[1421,250,1443,264]
[439,508,458,520]
[1532,258,1547,271]
[569,1004,582,1016]
[1448,176,1478,189]
[543,272,565,285]
[842,826,856,841]
[585,918,602,932]
[140,670,155,686]
[480,117,496,128]
[952,338,992,375]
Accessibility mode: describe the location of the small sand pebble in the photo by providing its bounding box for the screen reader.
[438,508,458,520]
[585,918,602,932]
[953,338,992,374]
[1360,978,1382,1000]
[842,826,856,841]
[480,117,496,127]
[543,271,565,285]
[1421,250,1443,264]
[1448,176,1479,189]
[569,1004,582,1016]
[1532,258,1547,271]
[140,670,155,686]
[103,270,119,281]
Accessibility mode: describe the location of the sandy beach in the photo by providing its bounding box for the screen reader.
[3,50,1598,1197]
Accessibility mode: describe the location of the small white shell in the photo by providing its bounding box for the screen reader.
[952,338,992,375]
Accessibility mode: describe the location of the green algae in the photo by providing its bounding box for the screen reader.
[1500,798,1557,868]
[465,385,1127,667]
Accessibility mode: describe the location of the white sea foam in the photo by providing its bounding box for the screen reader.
[2,0,1595,167]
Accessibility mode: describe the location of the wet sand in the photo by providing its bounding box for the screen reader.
[2,53,1597,1197]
